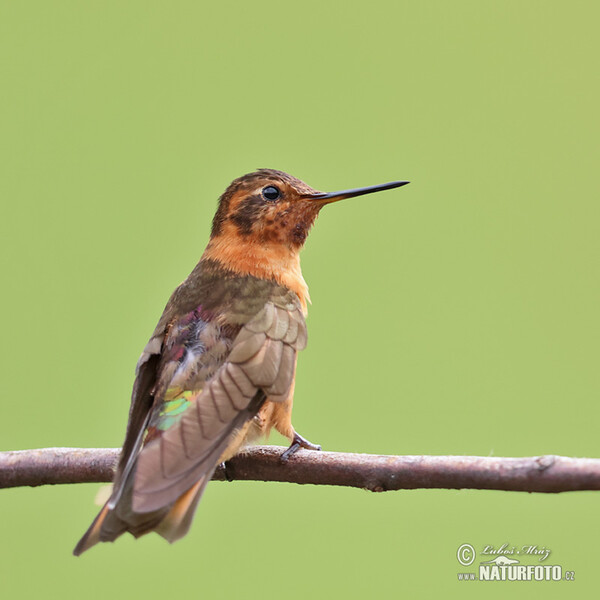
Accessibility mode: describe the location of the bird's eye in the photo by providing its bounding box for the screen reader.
[262,185,281,201]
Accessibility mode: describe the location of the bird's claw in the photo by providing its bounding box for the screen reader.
[280,433,321,462]
[220,461,234,482]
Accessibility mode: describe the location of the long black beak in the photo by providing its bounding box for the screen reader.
[306,180,409,203]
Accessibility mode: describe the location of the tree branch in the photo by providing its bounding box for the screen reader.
[1,446,600,493]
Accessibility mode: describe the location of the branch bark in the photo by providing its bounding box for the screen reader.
[1,446,600,493]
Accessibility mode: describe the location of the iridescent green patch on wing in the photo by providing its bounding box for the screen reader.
[155,388,198,431]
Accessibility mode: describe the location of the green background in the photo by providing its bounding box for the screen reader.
[0,1,598,597]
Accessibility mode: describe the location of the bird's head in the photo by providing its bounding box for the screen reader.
[203,169,408,309]
[210,168,409,250]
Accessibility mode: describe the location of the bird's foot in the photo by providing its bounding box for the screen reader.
[280,433,321,462]
[220,461,234,482]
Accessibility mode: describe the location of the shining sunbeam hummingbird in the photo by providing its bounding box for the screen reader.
[73,169,409,555]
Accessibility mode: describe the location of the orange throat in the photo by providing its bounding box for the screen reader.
[202,230,310,313]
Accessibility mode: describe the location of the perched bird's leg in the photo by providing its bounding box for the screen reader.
[264,388,322,462]
[280,432,321,462]
[219,461,234,482]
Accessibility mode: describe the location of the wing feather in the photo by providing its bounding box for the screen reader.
[132,301,305,513]
[223,364,256,406]
[239,338,284,386]
[209,380,242,423]
[245,301,276,333]
[227,330,267,363]
[267,306,290,340]
[265,343,296,399]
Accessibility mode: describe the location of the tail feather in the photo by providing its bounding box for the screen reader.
[72,477,208,555]
[155,476,208,543]
[73,486,168,556]
[73,504,111,556]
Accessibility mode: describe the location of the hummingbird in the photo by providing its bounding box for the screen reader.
[73,169,409,555]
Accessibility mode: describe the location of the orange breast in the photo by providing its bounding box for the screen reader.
[202,221,310,312]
